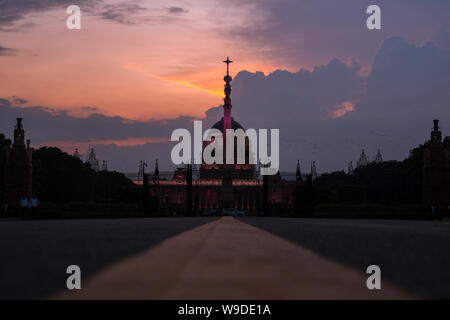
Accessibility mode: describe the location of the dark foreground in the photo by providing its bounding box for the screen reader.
[243,218,450,299]
[0,217,217,299]
[0,217,449,299]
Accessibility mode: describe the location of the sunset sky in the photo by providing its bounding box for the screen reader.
[1,0,450,172]
[1,0,286,119]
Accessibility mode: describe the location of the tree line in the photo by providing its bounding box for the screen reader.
[312,137,450,206]
[1,133,448,208]
[0,137,139,204]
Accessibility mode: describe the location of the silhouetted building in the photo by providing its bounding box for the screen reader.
[200,57,256,181]
[144,59,296,215]
[374,149,383,163]
[357,149,369,168]
[423,120,450,210]
[199,57,258,209]
[347,161,354,175]
[73,148,81,160]
[311,161,317,181]
[86,148,99,171]
[4,118,33,205]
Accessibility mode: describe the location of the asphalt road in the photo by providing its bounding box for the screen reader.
[58,217,412,300]
[242,218,450,299]
[1,217,449,299]
[0,217,217,299]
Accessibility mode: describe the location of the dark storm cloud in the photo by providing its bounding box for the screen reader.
[93,2,189,25]
[352,37,450,136]
[0,98,195,171]
[0,98,11,106]
[0,45,17,56]
[98,2,148,25]
[0,99,195,143]
[0,0,189,29]
[219,0,450,68]
[1,37,449,172]
[225,58,364,127]
[0,0,96,30]
[202,58,367,172]
[221,37,450,172]
[12,96,27,104]
[432,30,450,52]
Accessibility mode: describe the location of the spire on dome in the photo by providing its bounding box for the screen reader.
[86,148,99,172]
[374,149,383,163]
[73,148,81,160]
[296,160,302,182]
[357,149,368,168]
[311,161,317,181]
[223,57,233,132]
[430,119,442,144]
[101,160,108,171]
[348,161,354,175]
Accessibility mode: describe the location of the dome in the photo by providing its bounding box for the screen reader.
[211,117,244,132]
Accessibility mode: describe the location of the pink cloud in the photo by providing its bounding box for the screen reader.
[329,102,354,119]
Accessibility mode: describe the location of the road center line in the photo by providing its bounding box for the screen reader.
[56,217,414,299]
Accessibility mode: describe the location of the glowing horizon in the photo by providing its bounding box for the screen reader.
[0,2,296,121]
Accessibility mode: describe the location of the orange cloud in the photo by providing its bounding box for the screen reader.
[329,102,354,119]
[0,3,293,121]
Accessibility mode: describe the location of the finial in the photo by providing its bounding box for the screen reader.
[431,119,442,143]
[223,56,233,76]
[16,118,23,130]
[348,161,354,175]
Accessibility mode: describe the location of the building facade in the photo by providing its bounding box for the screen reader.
[4,118,33,205]
[423,120,450,210]
[145,59,296,215]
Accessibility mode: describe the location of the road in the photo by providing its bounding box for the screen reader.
[0,217,449,299]
[0,217,216,299]
[243,218,450,299]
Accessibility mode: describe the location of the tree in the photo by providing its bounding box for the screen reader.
[32,147,138,203]
[0,134,8,203]
[313,136,450,206]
